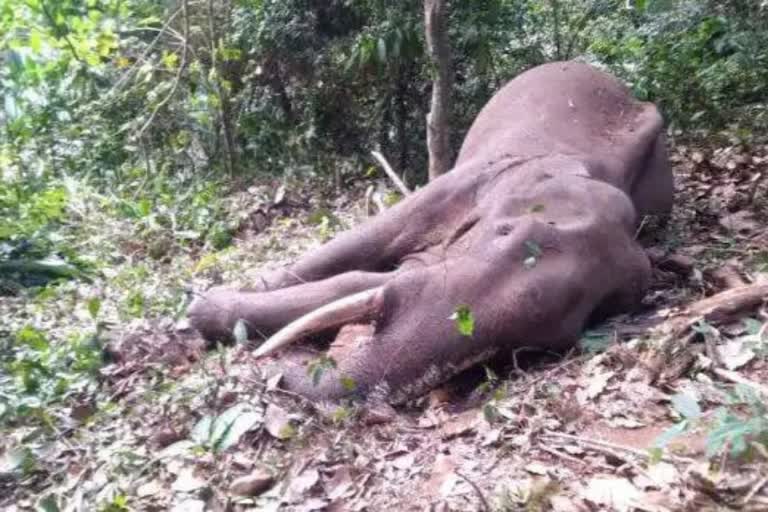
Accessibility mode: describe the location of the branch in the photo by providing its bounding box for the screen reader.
[40,1,84,64]
[371,151,412,196]
[135,0,190,139]
[713,368,768,397]
[107,6,184,96]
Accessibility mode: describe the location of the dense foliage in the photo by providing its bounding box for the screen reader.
[1,0,767,417]
[2,2,768,508]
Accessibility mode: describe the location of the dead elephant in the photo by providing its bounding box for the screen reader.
[188,61,673,403]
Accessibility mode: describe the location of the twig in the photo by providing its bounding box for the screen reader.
[539,445,587,466]
[364,185,386,215]
[634,215,650,240]
[371,151,412,196]
[742,475,767,506]
[542,430,695,464]
[455,470,491,512]
[713,368,768,397]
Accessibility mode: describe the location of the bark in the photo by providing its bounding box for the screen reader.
[424,0,454,180]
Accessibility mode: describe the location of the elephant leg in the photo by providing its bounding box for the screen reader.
[188,270,396,342]
[630,134,674,220]
[256,165,485,291]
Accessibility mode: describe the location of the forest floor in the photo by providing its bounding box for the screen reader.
[3,140,768,512]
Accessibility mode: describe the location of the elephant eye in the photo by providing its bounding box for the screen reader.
[495,222,515,236]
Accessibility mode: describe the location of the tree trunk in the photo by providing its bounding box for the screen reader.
[424,0,453,180]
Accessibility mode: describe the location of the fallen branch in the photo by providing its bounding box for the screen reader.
[646,283,768,384]
[538,445,587,466]
[542,430,694,464]
[713,368,768,397]
[688,283,768,324]
[371,151,412,196]
[742,475,768,507]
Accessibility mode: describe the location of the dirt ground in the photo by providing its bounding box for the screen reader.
[3,140,768,511]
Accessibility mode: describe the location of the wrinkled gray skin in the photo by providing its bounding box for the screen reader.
[188,61,673,403]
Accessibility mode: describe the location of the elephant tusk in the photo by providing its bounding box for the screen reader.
[253,287,384,359]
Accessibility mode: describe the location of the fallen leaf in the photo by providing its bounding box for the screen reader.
[362,401,396,425]
[582,476,641,512]
[583,370,615,401]
[646,462,679,487]
[525,462,550,476]
[172,466,206,493]
[392,453,415,471]
[288,468,320,497]
[607,417,645,429]
[425,454,458,498]
[264,403,293,440]
[266,372,283,390]
[719,210,759,235]
[230,469,274,496]
[439,410,478,440]
[717,338,756,370]
[326,465,356,501]
[297,498,329,511]
[171,499,206,512]
[137,479,163,497]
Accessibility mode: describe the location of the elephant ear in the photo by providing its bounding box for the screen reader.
[253,287,384,358]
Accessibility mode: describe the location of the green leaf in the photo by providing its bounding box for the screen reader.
[523,240,542,269]
[647,447,663,464]
[211,403,262,452]
[580,330,613,354]
[692,320,716,336]
[654,420,689,448]
[278,424,296,440]
[307,356,336,386]
[482,402,498,423]
[191,404,262,452]
[449,305,475,337]
[340,376,357,392]
[87,297,101,320]
[2,446,36,475]
[37,494,60,512]
[17,326,49,351]
[670,393,702,419]
[161,51,179,69]
[191,415,215,446]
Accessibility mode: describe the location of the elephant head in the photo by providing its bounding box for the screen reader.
[188,61,673,403]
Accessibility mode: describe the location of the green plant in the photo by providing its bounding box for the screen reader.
[450,304,475,337]
[579,329,614,354]
[191,402,262,453]
[307,355,337,386]
[0,323,103,427]
[708,385,768,458]
[654,387,768,460]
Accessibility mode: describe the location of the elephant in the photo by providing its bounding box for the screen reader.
[188,61,673,403]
